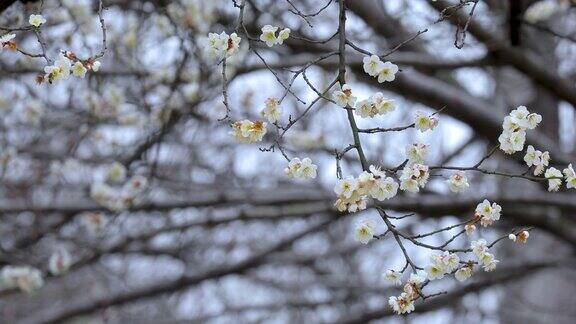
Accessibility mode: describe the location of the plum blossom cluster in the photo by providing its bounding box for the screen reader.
[43,51,101,84]
[334,165,398,213]
[0,266,44,294]
[471,239,500,272]
[355,92,395,118]
[498,106,541,154]
[399,163,429,193]
[426,251,460,280]
[387,271,427,315]
[362,55,399,83]
[231,120,267,143]
[90,174,149,212]
[284,157,317,180]
[509,230,530,243]
[259,25,290,47]
[261,97,281,123]
[524,145,550,176]
[206,31,241,59]
[475,199,502,227]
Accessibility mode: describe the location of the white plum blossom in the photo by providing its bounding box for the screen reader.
[44,53,72,83]
[277,28,290,44]
[455,266,473,282]
[563,164,576,189]
[0,33,16,51]
[333,166,397,212]
[1,266,44,293]
[106,162,127,183]
[261,97,281,123]
[334,176,357,199]
[498,106,541,154]
[545,167,562,192]
[517,230,530,243]
[475,199,502,226]
[48,248,72,276]
[259,25,290,46]
[524,145,549,175]
[400,163,429,193]
[29,14,46,27]
[426,263,445,280]
[362,55,384,77]
[371,92,395,115]
[480,252,499,272]
[406,143,427,164]
[72,62,87,78]
[231,120,267,143]
[260,25,278,47]
[508,234,517,241]
[354,219,375,244]
[206,31,241,59]
[384,270,402,286]
[284,157,317,180]
[377,61,399,83]
[389,293,415,315]
[354,92,394,118]
[333,84,357,108]
[414,111,438,132]
[465,223,476,236]
[471,239,488,258]
[447,171,469,193]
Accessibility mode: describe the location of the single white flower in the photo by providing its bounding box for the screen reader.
[475,199,501,227]
[480,252,499,272]
[455,266,473,282]
[545,167,562,192]
[508,234,517,242]
[465,224,476,236]
[72,61,87,78]
[277,28,290,44]
[260,25,278,47]
[377,61,398,83]
[517,230,530,243]
[426,263,445,280]
[447,171,469,193]
[261,97,281,123]
[362,55,384,77]
[334,176,357,199]
[106,162,127,183]
[29,14,46,27]
[333,84,357,108]
[563,164,576,189]
[389,293,415,315]
[354,219,375,244]
[414,111,438,132]
[384,270,402,286]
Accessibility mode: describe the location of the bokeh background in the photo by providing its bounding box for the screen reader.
[1,0,576,323]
